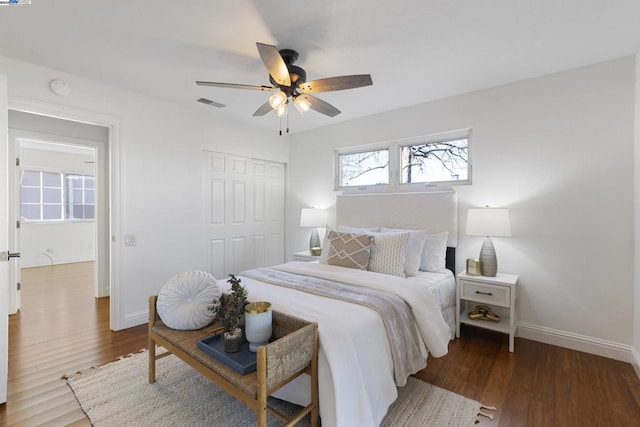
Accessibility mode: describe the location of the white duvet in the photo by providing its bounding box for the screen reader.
[220,261,451,427]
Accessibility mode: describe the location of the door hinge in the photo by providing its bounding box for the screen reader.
[17,282,20,291]
[16,220,20,229]
[16,157,19,166]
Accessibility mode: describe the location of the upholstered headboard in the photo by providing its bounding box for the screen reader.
[336,191,458,273]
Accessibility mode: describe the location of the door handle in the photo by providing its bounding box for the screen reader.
[0,251,20,262]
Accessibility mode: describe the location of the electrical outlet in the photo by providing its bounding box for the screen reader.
[124,234,137,247]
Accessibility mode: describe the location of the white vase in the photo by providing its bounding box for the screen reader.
[245,302,272,352]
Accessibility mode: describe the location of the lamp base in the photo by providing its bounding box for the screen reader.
[479,237,498,277]
[309,228,321,255]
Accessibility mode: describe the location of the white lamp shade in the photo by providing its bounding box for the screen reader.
[466,208,511,237]
[300,208,326,227]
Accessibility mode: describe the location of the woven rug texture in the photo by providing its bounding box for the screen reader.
[64,350,493,426]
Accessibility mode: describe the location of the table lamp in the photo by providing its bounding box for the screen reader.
[466,207,511,277]
[300,208,326,256]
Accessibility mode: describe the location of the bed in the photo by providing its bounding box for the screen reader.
[219,191,458,426]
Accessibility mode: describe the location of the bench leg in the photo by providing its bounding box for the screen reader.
[149,338,156,384]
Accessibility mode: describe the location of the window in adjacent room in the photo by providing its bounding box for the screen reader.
[400,136,470,185]
[337,148,389,187]
[20,170,64,220]
[66,174,95,219]
[20,169,95,221]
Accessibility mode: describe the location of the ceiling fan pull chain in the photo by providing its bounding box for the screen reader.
[279,116,282,136]
[287,113,290,134]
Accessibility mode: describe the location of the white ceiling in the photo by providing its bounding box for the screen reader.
[1,0,639,133]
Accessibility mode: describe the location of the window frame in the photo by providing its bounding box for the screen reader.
[335,129,472,193]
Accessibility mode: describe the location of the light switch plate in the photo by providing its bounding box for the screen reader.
[124,234,137,247]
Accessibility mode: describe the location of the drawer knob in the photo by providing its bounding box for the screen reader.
[475,291,493,296]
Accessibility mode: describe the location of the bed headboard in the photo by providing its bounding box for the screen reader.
[336,191,458,273]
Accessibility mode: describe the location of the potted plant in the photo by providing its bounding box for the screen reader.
[217,274,248,353]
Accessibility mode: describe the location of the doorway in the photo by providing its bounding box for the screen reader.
[8,110,110,314]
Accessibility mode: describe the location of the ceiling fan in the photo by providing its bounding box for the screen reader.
[196,42,373,119]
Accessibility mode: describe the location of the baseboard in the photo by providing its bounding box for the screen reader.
[632,346,640,379]
[21,255,94,268]
[119,309,148,331]
[518,322,633,363]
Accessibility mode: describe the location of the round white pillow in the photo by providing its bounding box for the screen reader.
[157,271,222,330]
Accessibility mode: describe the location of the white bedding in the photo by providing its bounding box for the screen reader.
[220,261,452,427]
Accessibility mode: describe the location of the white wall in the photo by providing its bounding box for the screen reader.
[0,54,288,329]
[289,57,636,361]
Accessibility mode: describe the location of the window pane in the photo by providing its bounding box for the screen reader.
[400,138,469,184]
[21,204,40,220]
[85,205,95,219]
[43,204,62,220]
[85,176,95,189]
[85,189,95,204]
[339,149,389,187]
[43,188,62,203]
[73,205,84,219]
[67,175,82,189]
[71,189,83,202]
[21,187,41,203]
[42,172,62,188]
[21,170,40,186]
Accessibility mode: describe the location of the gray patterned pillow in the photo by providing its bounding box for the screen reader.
[368,232,410,277]
[325,230,372,270]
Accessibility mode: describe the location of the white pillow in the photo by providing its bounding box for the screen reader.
[420,232,449,272]
[157,271,222,330]
[368,232,410,278]
[337,225,380,234]
[380,228,428,277]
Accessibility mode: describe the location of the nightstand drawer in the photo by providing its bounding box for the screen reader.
[460,280,510,307]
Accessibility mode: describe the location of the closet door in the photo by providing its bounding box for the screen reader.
[203,151,285,279]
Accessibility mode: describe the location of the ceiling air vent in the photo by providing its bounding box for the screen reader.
[197,98,225,108]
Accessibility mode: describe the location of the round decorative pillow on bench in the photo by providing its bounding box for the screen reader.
[157,271,222,330]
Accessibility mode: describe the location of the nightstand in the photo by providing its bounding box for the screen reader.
[456,272,519,352]
[293,250,321,262]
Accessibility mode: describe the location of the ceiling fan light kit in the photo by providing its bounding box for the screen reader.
[196,42,373,133]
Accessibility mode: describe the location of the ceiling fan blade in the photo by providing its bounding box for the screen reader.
[196,81,274,91]
[298,74,373,93]
[253,101,273,116]
[256,42,291,87]
[299,94,341,117]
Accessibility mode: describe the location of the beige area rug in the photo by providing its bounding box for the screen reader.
[64,350,495,426]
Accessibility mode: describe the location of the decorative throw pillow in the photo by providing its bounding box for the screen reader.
[157,271,222,330]
[380,228,428,277]
[324,229,373,270]
[368,232,410,278]
[420,231,449,272]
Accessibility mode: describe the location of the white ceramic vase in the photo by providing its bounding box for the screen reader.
[244,302,272,352]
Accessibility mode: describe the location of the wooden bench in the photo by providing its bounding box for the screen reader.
[148,295,319,426]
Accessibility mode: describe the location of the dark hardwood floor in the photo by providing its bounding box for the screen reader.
[1,261,639,426]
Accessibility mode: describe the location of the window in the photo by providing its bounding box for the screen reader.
[338,149,389,187]
[66,174,95,219]
[335,129,471,191]
[20,170,64,220]
[400,137,469,185]
[20,169,95,221]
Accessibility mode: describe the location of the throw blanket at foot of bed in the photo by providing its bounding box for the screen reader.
[242,267,426,386]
